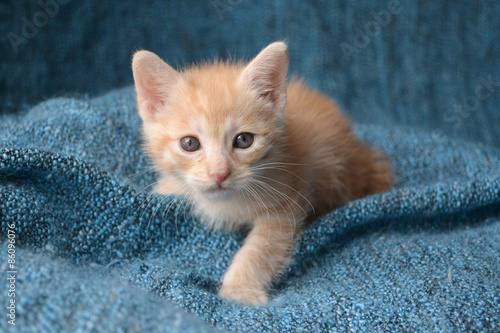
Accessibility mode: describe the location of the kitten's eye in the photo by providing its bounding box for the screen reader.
[234,132,254,149]
[180,136,201,152]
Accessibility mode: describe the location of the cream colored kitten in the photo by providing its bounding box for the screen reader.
[132,42,393,305]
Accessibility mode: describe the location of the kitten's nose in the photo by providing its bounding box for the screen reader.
[212,172,231,187]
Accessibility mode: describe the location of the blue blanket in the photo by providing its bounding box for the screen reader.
[1,87,499,332]
[1,0,500,332]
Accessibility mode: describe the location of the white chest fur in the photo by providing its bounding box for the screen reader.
[193,192,258,231]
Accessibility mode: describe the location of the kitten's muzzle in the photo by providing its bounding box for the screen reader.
[211,171,231,187]
[204,182,237,201]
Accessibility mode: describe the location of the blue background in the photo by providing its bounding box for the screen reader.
[1,0,499,146]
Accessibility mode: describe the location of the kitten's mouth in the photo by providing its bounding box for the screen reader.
[207,185,231,193]
[204,185,237,199]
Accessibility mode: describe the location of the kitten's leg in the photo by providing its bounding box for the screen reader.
[219,220,297,305]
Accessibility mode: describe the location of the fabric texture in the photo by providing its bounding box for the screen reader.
[1,1,499,332]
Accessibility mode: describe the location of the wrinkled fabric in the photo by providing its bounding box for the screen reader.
[1,0,500,332]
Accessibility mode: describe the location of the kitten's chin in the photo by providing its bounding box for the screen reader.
[202,186,238,201]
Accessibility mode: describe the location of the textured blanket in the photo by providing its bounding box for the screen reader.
[2,0,500,331]
[1,87,499,332]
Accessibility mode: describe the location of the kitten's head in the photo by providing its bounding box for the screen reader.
[132,42,289,201]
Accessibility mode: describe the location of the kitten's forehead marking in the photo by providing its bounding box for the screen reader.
[194,85,230,112]
[201,115,227,155]
[189,85,242,154]
[225,115,239,137]
[196,90,209,113]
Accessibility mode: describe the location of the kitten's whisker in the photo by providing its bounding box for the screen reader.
[137,192,161,231]
[246,182,279,222]
[243,183,283,247]
[185,192,197,232]
[135,191,156,214]
[255,175,315,216]
[135,189,161,216]
[254,161,307,167]
[250,181,295,241]
[175,195,191,235]
[156,182,195,237]
[244,183,273,221]
[248,182,283,223]
[250,181,291,222]
[161,196,177,236]
[253,177,308,220]
[132,174,183,234]
[251,165,310,187]
[135,179,174,218]
[132,180,161,204]
[125,166,154,180]
[251,179,298,237]
[179,186,197,233]
[148,194,170,232]
[240,184,255,219]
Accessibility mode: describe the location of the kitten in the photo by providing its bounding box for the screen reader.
[132,42,393,305]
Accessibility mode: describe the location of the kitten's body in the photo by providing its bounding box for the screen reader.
[132,42,393,305]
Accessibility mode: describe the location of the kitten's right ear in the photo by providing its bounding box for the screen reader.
[239,42,289,114]
[132,50,181,121]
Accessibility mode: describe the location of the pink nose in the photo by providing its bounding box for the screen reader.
[212,172,231,186]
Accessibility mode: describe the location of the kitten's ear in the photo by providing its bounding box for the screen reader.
[240,42,289,112]
[132,50,181,121]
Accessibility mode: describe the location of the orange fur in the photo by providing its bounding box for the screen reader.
[132,42,393,305]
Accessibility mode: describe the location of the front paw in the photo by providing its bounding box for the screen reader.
[218,283,269,305]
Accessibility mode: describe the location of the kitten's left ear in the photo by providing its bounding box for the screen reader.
[240,42,289,113]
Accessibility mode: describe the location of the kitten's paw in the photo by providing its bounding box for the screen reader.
[218,284,269,306]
